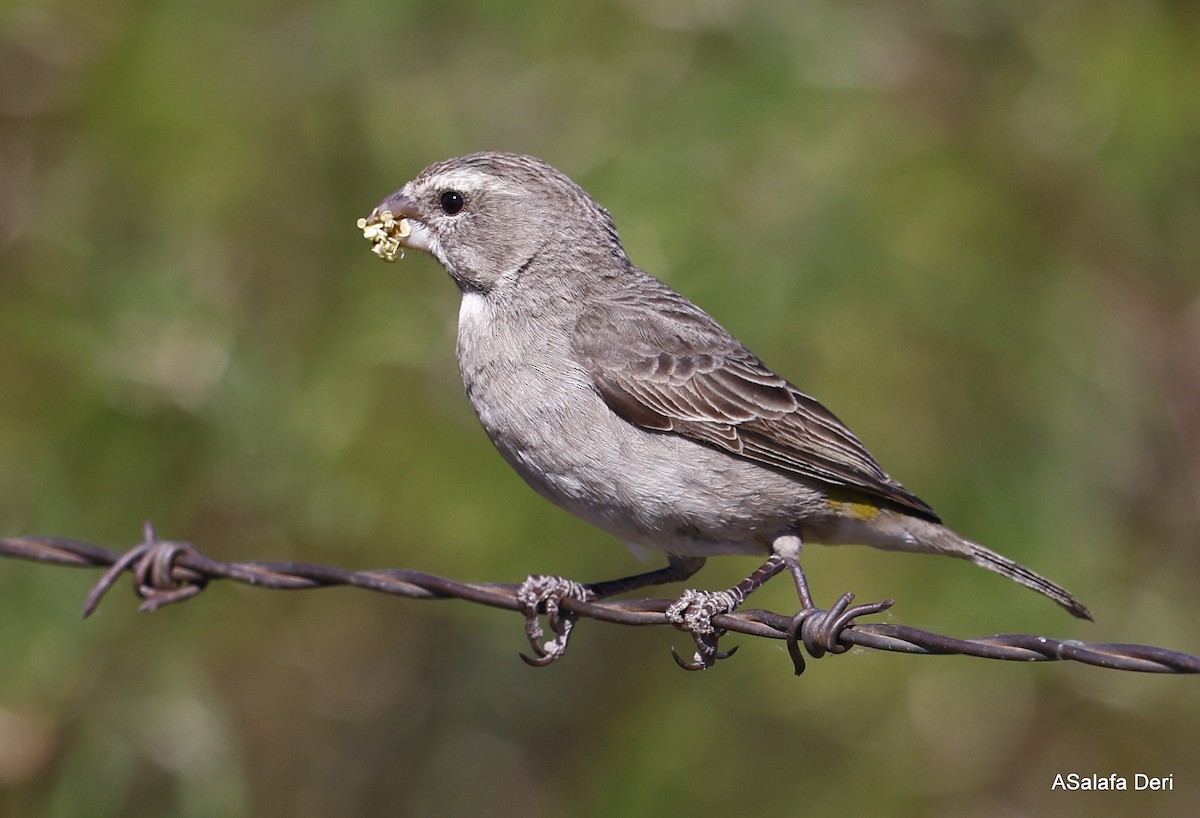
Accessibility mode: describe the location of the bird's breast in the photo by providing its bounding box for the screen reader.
[454,290,595,479]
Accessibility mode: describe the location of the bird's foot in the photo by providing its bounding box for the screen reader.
[516,575,595,667]
[664,587,744,670]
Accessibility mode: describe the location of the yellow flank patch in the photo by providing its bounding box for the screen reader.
[826,499,881,521]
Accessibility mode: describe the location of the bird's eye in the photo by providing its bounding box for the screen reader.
[440,190,465,215]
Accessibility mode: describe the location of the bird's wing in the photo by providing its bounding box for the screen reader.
[572,280,940,522]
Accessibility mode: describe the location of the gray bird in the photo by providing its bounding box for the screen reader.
[359,152,1091,669]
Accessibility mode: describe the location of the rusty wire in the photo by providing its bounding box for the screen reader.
[2,525,1197,676]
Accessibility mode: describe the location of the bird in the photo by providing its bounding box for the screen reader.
[357,151,1091,669]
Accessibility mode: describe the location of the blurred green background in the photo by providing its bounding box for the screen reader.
[2,0,1198,816]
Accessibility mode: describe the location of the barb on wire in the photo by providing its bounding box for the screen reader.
[2,526,1197,676]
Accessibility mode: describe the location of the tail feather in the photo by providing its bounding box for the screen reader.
[959,537,1093,621]
[822,508,1093,620]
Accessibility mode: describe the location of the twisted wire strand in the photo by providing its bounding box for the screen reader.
[2,529,1197,675]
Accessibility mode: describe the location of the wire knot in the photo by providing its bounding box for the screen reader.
[82,523,208,617]
[786,592,895,675]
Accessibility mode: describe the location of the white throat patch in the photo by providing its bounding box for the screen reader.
[459,289,490,324]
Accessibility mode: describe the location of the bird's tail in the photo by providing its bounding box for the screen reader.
[951,530,1092,620]
[821,507,1093,620]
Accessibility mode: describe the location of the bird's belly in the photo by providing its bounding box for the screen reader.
[467,366,805,557]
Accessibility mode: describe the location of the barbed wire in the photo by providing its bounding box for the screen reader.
[2,525,1197,676]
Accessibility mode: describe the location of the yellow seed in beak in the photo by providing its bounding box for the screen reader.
[357,209,412,262]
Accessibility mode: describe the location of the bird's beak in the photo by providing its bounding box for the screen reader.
[357,192,426,263]
[375,192,423,222]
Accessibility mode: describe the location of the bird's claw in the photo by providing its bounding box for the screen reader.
[665,587,744,670]
[516,575,594,667]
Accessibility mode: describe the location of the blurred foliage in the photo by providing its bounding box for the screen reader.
[2,0,1198,816]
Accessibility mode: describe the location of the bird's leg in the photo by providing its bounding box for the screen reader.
[585,555,706,599]
[665,534,894,671]
[518,555,705,666]
[774,533,815,609]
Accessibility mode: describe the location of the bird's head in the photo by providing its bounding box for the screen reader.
[359,152,625,294]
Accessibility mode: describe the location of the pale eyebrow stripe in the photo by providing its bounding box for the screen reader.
[430,168,521,196]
